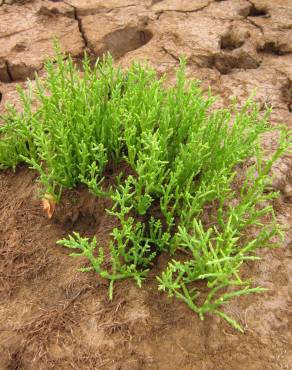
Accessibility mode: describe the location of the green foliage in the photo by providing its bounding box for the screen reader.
[0,44,289,331]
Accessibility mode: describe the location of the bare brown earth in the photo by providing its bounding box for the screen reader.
[0,1,292,369]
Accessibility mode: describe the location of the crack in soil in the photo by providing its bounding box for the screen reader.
[245,17,264,34]
[155,1,213,19]
[64,3,138,17]
[5,60,12,82]
[244,0,266,33]
[75,11,88,49]
[63,1,88,49]
[107,4,138,12]
[161,46,180,62]
[0,59,11,82]
[0,27,35,41]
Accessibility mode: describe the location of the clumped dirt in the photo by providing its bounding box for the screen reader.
[0,1,291,369]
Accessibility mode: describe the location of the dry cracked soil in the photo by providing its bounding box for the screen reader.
[0,0,292,369]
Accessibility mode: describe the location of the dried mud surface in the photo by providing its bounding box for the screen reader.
[0,1,292,369]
